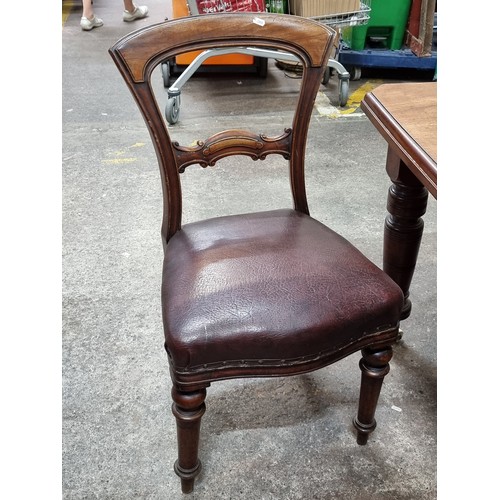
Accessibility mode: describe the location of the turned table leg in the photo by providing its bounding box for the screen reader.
[384,148,429,320]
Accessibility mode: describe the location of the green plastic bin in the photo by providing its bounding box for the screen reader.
[343,0,412,50]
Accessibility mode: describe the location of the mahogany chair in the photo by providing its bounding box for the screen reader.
[110,13,404,494]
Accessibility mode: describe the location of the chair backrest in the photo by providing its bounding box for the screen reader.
[109,13,336,243]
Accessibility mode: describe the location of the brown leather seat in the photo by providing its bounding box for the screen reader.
[110,12,404,494]
[164,209,402,373]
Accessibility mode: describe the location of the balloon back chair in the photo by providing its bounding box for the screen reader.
[109,12,403,494]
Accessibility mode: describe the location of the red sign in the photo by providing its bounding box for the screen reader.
[191,0,266,14]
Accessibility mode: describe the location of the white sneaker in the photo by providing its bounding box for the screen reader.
[80,15,104,31]
[123,5,149,22]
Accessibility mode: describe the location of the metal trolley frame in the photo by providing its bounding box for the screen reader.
[162,1,371,124]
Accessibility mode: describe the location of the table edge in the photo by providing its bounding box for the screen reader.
[361,92,437,199]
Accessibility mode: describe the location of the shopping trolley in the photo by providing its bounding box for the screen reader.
[162,0,372,124]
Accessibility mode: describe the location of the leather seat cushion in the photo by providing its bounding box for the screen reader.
[162,209,403,371]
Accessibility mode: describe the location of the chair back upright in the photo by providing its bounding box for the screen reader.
[109,13,336,242]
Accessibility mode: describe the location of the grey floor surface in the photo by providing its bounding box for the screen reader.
[62,1,437,498]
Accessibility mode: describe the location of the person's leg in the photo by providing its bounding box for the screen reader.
[122,1,149,21]
[123,0,136,12]
[81,0,94,19]
[81,0,103,30]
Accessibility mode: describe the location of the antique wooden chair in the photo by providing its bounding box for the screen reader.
[109,13,404,493]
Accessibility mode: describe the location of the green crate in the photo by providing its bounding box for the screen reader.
[267,0,288,13]
[343,0,412,51]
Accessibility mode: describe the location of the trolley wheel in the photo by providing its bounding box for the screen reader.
[161,61,171,88]
[350,66,362,81]
[321,67,331,85]
[165,95,181,125]
[339,78,349,107]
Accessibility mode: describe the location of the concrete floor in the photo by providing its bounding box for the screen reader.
[62,1,437,498]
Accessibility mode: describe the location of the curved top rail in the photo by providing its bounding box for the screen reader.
[109,12,334,82]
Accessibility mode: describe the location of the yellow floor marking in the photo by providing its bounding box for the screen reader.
[315,80,384,119]
[343,80,382,109]
[62,1,79,27]
[102,158,137,164]
[101,144,146,165]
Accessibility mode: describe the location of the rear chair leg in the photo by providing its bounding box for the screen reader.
[353,346,393,445]
[171,386,207,493]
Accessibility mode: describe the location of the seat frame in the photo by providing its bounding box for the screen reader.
[110,13,402,494]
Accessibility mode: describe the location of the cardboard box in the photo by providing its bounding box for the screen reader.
[289,0,360,17]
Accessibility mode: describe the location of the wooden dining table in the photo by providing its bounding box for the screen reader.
[361,82,437,320]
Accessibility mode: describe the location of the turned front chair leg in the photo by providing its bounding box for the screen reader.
[353,346,393,445]
[171,387,207,494]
